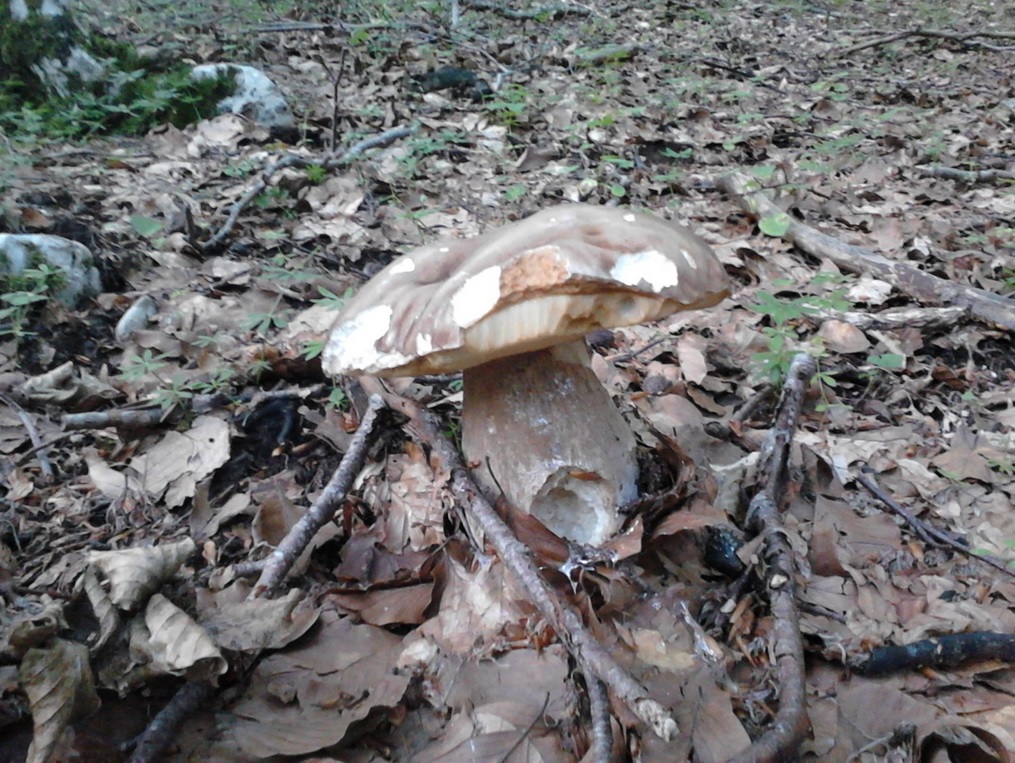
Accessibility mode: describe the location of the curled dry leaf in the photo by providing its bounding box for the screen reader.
[78,567,120,653]
[19,638,101,763]
[199,588,319,652]
[6,597,67,658]
[140,594,227,681]
[88,537,197,610]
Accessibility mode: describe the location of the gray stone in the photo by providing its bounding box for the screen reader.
[191,63,295,128]
[0,234,101,308]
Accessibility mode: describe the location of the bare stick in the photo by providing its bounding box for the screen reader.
[586,676,613,763]
[377,387,677,741]
[729,353,813,763]
[916,165,1015,183]
[809,305,968,331]
[854,470,1015,579]
[463,0,591,19]
[836,28,1015,57]
[126,680,215,763]
[0,393,54,483]
[249,394,386,598]
[198,126,414,251]
[63,408,165,431]
[718,172,1015,331]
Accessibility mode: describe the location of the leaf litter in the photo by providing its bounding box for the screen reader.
[2,0,1015,760]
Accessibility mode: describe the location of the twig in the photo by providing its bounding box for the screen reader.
[729,353,813,763]
[854,470,1015,579]
[63,408,165,431]
[249,394,387,598]
[125,680,215,763]
[496,694,551,763]
[0,393,54,483]
[835,28,1015,57]
[915,165,1015,183]
[718,171,1015,331]
[463,0,591,19]
[809,305,968,331]
[197,126,414,251]
[586,676,613,763]
[851,632,1015,676]
[375,385,678,741]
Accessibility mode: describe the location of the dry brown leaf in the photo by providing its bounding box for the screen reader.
[129,415,230,508]
[199,587,319,652]
[88,537,197,610]
[221,613,410,758]
[20,639,101,763]
[135,594,227,680]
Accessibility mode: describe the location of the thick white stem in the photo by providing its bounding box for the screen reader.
[461,340,638,545]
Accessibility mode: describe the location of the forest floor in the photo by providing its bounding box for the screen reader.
[2,0,1015,761]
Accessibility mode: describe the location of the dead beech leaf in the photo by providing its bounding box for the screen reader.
[327,582,434,626]
[79,567,120,652]
[129,415,230,508]
[20,639,101,763]
[676,334,709,384]
[87,456,146,502]
[818,319,870,354]
[140,594,227,681]
[223,613,410,758]
[199,588,319,652]
[7,597,67,657]
[88,537,197,610]
[420,555,530,654]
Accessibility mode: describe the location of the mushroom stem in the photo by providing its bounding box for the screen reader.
[461,339,638,545]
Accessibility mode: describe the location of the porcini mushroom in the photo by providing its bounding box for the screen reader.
[322,204,729,545]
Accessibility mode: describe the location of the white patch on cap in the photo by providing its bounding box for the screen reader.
[324,304,394,373]
[439,246,450,253]
[452,265,502,328]
[681,249,698,269]
[610,250,679,292]
[623,213,636,222]
[416,333,433,355]
[389,257,416,275]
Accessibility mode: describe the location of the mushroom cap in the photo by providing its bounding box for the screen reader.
[323,204,729,377]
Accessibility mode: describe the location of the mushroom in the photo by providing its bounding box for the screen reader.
[322,204,729,545]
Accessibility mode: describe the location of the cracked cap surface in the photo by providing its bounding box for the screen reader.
[322,204,730,377]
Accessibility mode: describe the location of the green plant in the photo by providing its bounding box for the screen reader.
[485,84,530,127]
[748,275,851,383]
[0,263,67,347]
[0,64,234,140]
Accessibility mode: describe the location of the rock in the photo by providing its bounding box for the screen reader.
[191,63,295,128]
[0,234,101,308]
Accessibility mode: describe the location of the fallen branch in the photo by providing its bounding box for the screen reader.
[250,394,387,598]
[811,305,968,331]
[372,383,677,741]
[718,172,1015,332]
[729,353,813,763]
[855,469,1015,579]
[586,676,613,763]
[835,28,1015,57]
[126,680,215,763]
[197,126,414,252]
[915,165,1015,184]
[852,631,1015,676]
[0,393,54,483]
[463,0,591,19]
[63,408,165,431]
[128,395,387,759]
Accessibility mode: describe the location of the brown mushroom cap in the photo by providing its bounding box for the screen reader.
[322,204,729,378]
